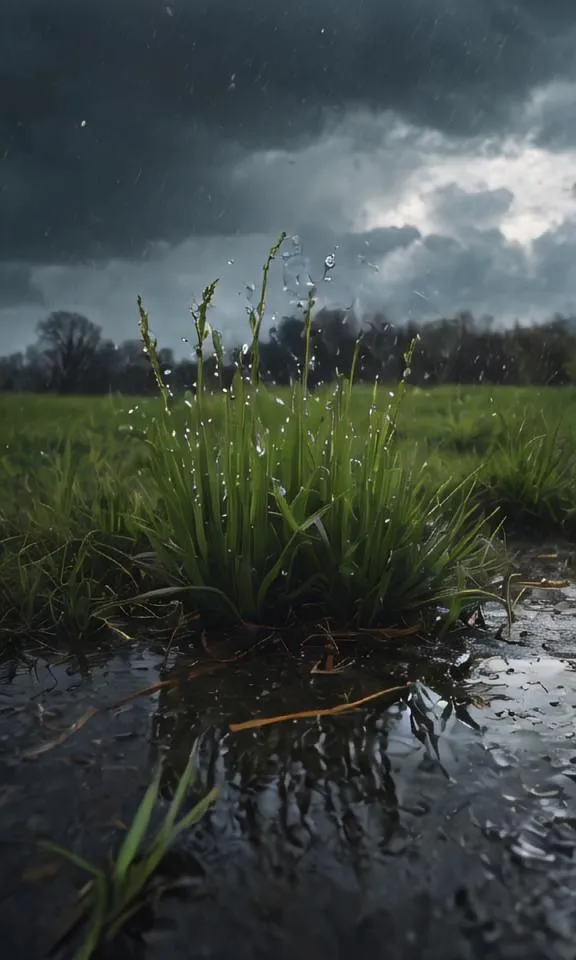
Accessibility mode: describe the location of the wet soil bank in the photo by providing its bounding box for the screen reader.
[0,544,575,960]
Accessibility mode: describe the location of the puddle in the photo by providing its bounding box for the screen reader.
[0,639,575,960]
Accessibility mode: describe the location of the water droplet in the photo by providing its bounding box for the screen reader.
[323,253,336,280]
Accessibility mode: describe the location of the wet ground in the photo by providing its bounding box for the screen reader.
[1,543,575,960]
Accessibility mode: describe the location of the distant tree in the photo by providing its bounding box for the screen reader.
[0,352,25,391]
[34,311,103,393]
[2,305,576,395]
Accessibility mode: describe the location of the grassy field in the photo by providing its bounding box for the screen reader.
[2,382,576,514]
[2,381,576,458]
[1,381,575,646]
[1,236,575,646]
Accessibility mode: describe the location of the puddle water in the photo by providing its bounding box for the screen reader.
[0,644,575,960]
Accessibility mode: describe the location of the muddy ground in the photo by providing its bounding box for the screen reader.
[0,541,575,960]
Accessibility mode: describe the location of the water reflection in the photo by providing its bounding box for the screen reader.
[140,653,576,958]
[148,653,574,871]
[1,648,576,958]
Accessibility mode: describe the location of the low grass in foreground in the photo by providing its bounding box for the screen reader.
[41,752,218,960]
[1,235,575,644]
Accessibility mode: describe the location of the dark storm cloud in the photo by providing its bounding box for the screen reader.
[525,82,576,150]
[2,0,576,262]
[0,263,45,309]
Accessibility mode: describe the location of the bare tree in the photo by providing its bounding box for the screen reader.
[34,311,102,392]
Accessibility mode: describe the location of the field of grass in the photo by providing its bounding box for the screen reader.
[2,381,575,645]
[1,238,575,648]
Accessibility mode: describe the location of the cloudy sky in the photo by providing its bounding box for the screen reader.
[2,0,576,356]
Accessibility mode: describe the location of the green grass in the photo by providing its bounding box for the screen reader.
[0,236,575,644]
[41,752,218,959]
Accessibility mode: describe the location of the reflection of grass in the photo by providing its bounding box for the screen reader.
[0,236,575,643]
[41,753,218,960]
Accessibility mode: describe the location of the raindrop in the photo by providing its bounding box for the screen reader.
[323,253,336,281]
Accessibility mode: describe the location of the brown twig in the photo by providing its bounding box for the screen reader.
[229,683,409,733]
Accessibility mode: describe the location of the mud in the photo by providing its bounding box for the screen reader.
[0,545,575,960]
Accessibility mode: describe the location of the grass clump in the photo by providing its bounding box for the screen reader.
[0,438,143,644]
[478,413,576,534]
[41,752,218,960]
[129,234,502,634]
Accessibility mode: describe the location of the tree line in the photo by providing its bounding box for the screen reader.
[1,307,576,394]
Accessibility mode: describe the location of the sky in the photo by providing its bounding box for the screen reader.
[2,0,576,356]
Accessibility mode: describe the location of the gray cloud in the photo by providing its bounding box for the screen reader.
[430,184,514,233]
[522,81,576,150]
[0,264,45,310]
[3,209,576,360]
[2,0,576,262]
[2,1,576,354]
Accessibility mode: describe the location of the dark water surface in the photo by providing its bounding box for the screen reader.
[0,628,575,960]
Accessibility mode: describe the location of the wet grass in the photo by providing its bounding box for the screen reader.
[41,752,217,960]
[0,236,575,646]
